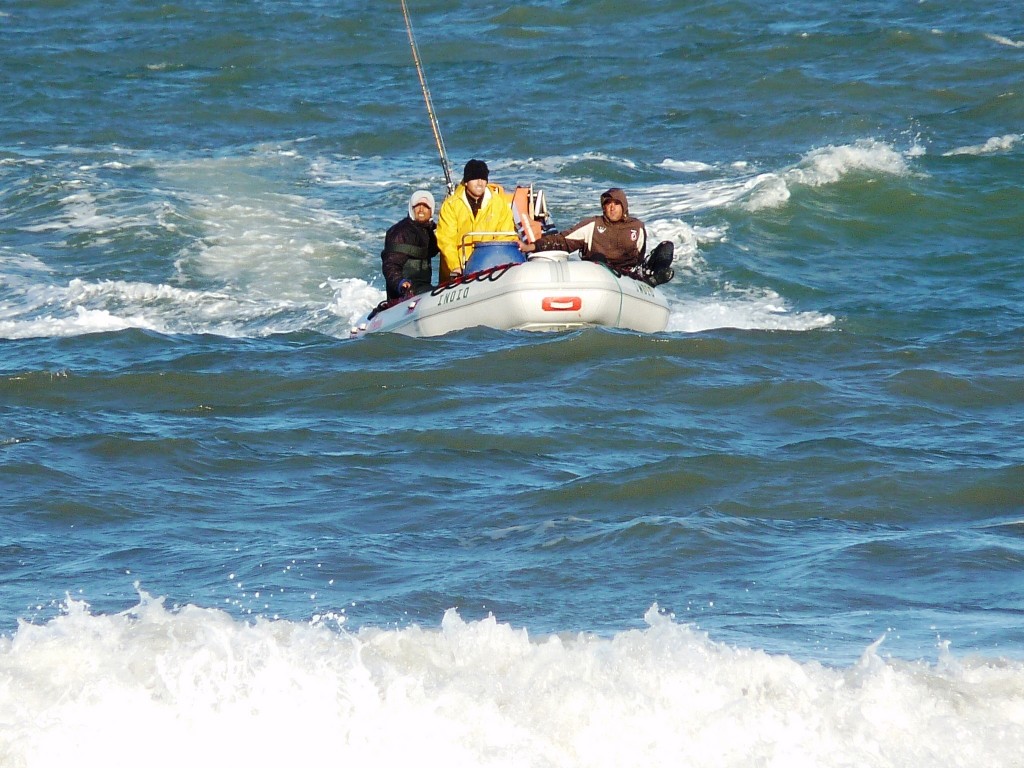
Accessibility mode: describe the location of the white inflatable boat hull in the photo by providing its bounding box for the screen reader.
[352,255,668,338]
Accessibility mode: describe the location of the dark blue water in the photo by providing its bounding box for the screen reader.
[2,2,1023,764]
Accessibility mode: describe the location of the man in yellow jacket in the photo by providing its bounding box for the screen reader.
[436,159,517,282]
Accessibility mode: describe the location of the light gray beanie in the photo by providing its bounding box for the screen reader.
[408,189,435,219]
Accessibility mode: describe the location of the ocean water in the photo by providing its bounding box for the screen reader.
[2,1,1024,765]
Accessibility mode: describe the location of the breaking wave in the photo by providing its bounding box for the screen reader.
[944,134,1022,157]
[743,140,912,211]
[2,593,1022,768]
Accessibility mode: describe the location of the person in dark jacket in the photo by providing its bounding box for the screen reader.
[520,188,674,286]
[381,189,439,300]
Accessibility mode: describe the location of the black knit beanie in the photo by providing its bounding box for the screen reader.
[462,159,489,183]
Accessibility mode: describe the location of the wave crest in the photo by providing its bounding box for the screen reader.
[745,139,911,211]
[944,134,1022,157]
[3,593,1022,767]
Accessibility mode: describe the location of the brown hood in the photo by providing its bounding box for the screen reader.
[600,187,630,218]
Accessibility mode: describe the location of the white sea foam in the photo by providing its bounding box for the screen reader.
[158,152,386,336]
[76,160,132,171]
[667,286,835,333]
[742,174,792,210]
[0,275,327,340]
[1,147,842,341]
[744,140,911,211]
[502,152,639,178]
[658,158,716,173]
[3,304,159,338]
[798,139,911,183]
[1,594,1022,768]
[0,156,46,167]
[0,250,54,279]
[324,277,386,329]
[0,149,399,339]
[943,134,1022,156]
[638,175,773,218]
[21,188,124,233]
[640,202,834,334]
[161,156,371,302]
[985,33,1024,48]
[647,219,725,278]
[640,145,880,219]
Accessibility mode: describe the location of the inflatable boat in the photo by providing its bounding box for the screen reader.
[350,185,671,338]
[350,241,669,338]
[370,14,671,339]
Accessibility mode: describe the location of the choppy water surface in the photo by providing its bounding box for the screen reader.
[2,1,1023,765]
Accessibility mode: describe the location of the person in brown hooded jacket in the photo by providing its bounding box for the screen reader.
[520,188,674,285]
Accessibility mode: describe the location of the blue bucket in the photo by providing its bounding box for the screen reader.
[464,241,526,274]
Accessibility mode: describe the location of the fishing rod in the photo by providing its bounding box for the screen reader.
[400,0,455,197]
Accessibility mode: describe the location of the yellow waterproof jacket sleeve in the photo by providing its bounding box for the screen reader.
[436,183,516,281]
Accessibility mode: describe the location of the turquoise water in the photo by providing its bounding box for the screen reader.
[2,2,1024,765]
